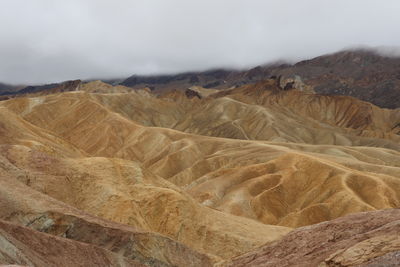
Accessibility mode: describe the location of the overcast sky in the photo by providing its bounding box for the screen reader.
[1,0,400,84]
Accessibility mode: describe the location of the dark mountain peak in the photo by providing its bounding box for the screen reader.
[17,79,82,95]
[296,48,399,68]
[0,82,24,94]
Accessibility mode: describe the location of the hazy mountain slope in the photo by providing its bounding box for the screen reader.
[0,82,23,94]
[2,49,399,109]
[120,69,236,92]
[117,49,400,108]
[265,49,400,109]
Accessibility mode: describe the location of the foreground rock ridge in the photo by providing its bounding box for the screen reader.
[0,76,399,266]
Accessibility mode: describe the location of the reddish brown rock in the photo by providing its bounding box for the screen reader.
[0,219,146,267]
[228,209,400,267]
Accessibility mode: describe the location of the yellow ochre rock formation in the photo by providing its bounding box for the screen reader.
[0,80,399,266]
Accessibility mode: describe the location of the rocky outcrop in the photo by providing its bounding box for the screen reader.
[0,173,218,267]
[228,209,400,267]
[276,75,315,93]
[184,88,202,99]
[0,219,147,267]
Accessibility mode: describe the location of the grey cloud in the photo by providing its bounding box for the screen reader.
[1,0,400,84]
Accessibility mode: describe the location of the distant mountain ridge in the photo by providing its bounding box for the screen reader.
[0,82,23,94]
[267,49,400,109]
[119,49,400,108]
[2,48,400,108]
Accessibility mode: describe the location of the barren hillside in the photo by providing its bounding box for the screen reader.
[0,79,399,266]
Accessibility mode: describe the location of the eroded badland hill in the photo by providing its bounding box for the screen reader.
[1,51,400,266]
